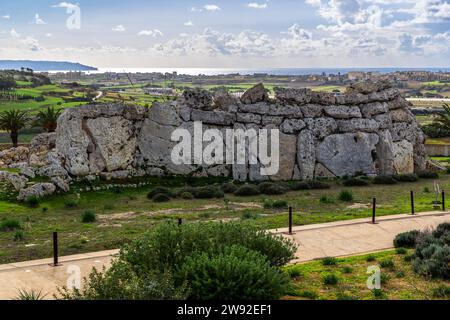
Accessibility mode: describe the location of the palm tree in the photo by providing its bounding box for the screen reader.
[34,107,62,133]
[434,103,450,130]
[0,110,29,147]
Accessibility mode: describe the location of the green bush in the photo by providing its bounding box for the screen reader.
[338,190,353,202]
[192,186,224,199]
[13,231,24,242]
[431,285,450,298]
[178,246,288,300]
[296,290,318,300]
[342,266,353,274]
[396,248,407,255]
[180,192,193,200]
[379,258,395,269]
[25,196,40,208]
[394,230,420,248]
[81,211,96,223]
[433,223,450,239]
[322,274,339,285]
[413,233,450,279]
[147,187,173,199]
[258,182,288,195]
[291,180,330,191]
[241,212,257,220]
[321,257,338,266]
[343,178,369,187]
[366,254,376,262]
[152,193,171,203]
[272,200,288,209]
[0,219,22,231]
[64,199,79,209]
[60,222,297,300]
[373,175,397,185]
[120,222,297,274]
[421,123,450,138]
[221,183,238,194]
[234,184,260,197]
[417,171,439,179]
[393,174,419,182]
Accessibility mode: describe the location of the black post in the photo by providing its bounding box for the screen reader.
[372,198,376,224]
[52,232,59,267]
[178,218,183,226]
[288,207,293,235]
[442,191,445,212]
[411,191,415,215]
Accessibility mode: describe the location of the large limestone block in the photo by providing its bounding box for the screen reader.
[241,83,269,104]
[149,103,182,126]
[85,116,137,172]
[17,183,56,201]
[0,171,28,191]
[191,109,236,126]
[360,102,389,118]
[300,104,324,118]
[270,133,297,181]
[317,133,379,177]
[324,105,362,119]
[337,118,380,133]
[375,130,395,175]
[274,88,312,105]
[393,140,414,175]
[297,130,316,180]
[305,118,338,139]
[281,119,306,134]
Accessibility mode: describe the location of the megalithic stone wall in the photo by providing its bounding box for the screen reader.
[51,80,427,182]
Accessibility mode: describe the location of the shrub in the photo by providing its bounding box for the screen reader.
[291,180,330,191]
[178,246,288,300]
[372,289,386,299]
[258,182,287,195]
[431,285,450,298]
[120,222,297,274]
[343,178,369,187]
[25,196,40,208]
[81,211,96,223]
[338,190,353,202]
[323,274,339,285]
[396,271,406,278]
[342,266,353,274]
[422,123,450,138]
[180,192,193,200]
[64,199,79,209]
[366,255,376,262]
[320,195,334,204]
[321,257,338,266]
[296,290,318,300]
[192,186,224,199]
[413,234,450,279]
[221,182,237,194]
[423,187,431,193]
[152,193,171,203]
[373,175,397,185]
[263,199,274,209]
[272,200,288,209]
[15,289,47,301]
[394,230,420,248]
[13,231,24,242]
[433,223,450,239]
[379,258,395,269]
[396,248,407,255]
[380,273,391,284]
[241,212,257,220]
[0,219,21,231]
[404,254,415,262]
[393,174,419,182]
[286,267,302,279]
[417,171,439,179]
[147,187,173,199]
[234,184,260,197]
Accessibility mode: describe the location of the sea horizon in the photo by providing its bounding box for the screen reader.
[57,66,450,76]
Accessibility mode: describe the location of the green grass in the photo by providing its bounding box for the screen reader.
[284,250,450,300]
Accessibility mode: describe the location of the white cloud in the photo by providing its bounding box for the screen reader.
[2,15,10,19]
[138,29,163,37]
[112,25,125,32]
[184,21,194,27]
[34,14,47,25]
[204,4,221,12]
[191,7,203,12]
[52,2,79,10]
[247,2,268,9]
[46,33,53,37]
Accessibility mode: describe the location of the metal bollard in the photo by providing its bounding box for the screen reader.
[410,191,415,215]
[372,198,376,224]
[288,207,293,235]
[442,191,446,212]
[52,232,60,267]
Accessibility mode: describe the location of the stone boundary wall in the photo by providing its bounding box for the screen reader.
[48,80,426,182]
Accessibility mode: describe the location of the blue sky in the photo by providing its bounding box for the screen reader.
[0,0,449,68]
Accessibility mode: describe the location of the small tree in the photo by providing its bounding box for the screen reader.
[434,103,450,130]
[34,107,62,132]
[0,110,29,147]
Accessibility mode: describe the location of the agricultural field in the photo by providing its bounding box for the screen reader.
[1,173,450,264]
[285,250,450,300]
